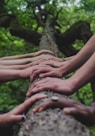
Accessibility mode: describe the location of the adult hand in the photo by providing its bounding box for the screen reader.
[30,59,63,68]
[33,49,54,56]
[0,50,54,60]
[30,65,64,82]
[0,93,47,127]
[27,77,73,97]
[32,97,95,126]
[38,59,63,68]
[30,54,63,65]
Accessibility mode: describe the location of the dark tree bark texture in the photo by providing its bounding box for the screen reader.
[18,22,90,136]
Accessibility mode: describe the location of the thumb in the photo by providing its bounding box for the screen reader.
[11,114,26,123]
[39,72,51,78]
[63,107,78,115]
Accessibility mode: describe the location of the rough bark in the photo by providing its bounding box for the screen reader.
[18,22,90,136]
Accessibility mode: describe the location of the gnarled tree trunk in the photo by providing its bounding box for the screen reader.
[18,22,90,136]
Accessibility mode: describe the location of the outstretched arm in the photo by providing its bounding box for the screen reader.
[0,51,60,66]
[32,97,95,126]
[27,52,95,96]
[59,34,95,75]
[0,65,42,82]
[0,50,54,60]
[0,93,46,127]
[30,35,95,80]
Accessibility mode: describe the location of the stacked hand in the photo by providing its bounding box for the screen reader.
[0,94,46,127]
[32,96,95,126]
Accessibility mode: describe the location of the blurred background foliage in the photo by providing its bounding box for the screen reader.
[0,0,95,135]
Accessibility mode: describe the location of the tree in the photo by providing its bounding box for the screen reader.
[0,0,93,56]
[18,22,90,136]
[0,0,95,135]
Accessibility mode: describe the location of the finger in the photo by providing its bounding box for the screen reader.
[30,68,50,82]
[27,83,43,96]
[11,114,26,123]
[32,97,73,113]
[32,99,57,112]
[31,78,49,88]
[11,94,47,114]
[30,70,39,82]
[39,72,57,78]
[38,50,54,55]
[63,107,79,115]
[28,85,49,96]
[39,72,52,78]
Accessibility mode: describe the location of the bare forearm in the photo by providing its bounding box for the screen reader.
[0,64,30,70]
[0,50,54,60]
[69,52,95,91]
[60,35,95,75]
[0,69,22,83]
[0,57,32,65]
[0,52,38,60]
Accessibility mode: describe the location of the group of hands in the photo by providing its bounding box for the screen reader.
[2,50,95,127]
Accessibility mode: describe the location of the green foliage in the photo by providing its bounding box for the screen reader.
[0,0,95,134]
[0,28,38,112]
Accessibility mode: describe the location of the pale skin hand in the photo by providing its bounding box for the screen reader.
[30,65,64,82]
[0,64,48,82]
[0,63,34,70]
[27,52,95,97]
[0,50,54,60]
[0,93,47,127]
[29,35,95,82]
[59,35,95,75]
[27,77,73,97]
[29,59,63,68]
[0,54,62,67]
[0,50,55,65]
[29,56,63,67]
[32,97,95,126]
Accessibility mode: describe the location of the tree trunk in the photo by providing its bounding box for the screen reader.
[18,22,90,136]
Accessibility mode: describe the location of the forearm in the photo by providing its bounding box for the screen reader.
[0,50,54,60]
[0,69,22,83]
[60,35,95,75]
[68,52,95,91]
[0,64,29,70]
[0,57,32,65]
[87,102,95,125]
[0,52,38,60]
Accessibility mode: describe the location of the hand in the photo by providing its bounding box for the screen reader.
[30,65,64,82]
[27,77,73,97]
[32,97,95,126]
[29,54,63,65]
[30,59,63,68]
[39,60,64,68]
[0,93,47,127]
[33,50,54,56]
[20,64,43,79]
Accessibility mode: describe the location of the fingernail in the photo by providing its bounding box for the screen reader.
[64,108,70,114]
[41,94,47,97]
[32,108,36,112]
[26,93,30,97]
[39,107,43,112]
[21,115,26,122]
[39,74,43,77]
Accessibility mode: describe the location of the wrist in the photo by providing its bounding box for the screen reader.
[19,69,27,79]
[59,62,68,76]
[0,114,9,127]
[66,77,80,93]
[87,104,95,125]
